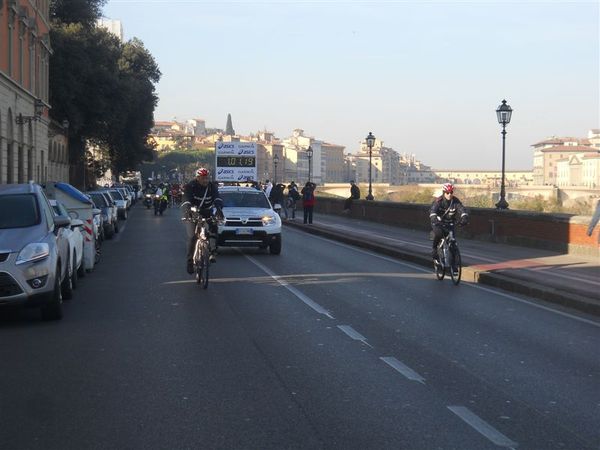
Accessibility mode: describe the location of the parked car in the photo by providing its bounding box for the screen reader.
[49,199,85,291]
[114,187,132,210]
[217,186,282,254]
[98,191,119,233]
[106,189,128,220]
[0,183,71,320]
[87,191,117,239]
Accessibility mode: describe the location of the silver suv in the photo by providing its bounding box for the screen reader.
[217,186,282,254]
[0,183,70,320]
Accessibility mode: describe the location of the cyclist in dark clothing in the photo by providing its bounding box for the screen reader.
[183,168,223,273]
[429,183,468,261]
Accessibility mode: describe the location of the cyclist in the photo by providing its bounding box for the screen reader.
[429,183,468,263]
[183,168,224,273]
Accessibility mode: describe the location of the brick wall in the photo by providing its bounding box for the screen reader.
[314,197,599,256]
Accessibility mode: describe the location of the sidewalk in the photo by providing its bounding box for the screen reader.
[283,213,600,316]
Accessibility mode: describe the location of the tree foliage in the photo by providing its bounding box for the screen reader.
[50,0,106,27]
[49,0,161,186]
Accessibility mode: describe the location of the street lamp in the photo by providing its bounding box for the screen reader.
[273,154,279,184]
[495,99,513,209]
[306,146,313,183]
[365,132,376,200]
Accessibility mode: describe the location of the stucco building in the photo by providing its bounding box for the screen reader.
[0,0,62,184]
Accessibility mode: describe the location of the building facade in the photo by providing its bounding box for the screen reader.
[97,18,124,41]
[1,0,56,185]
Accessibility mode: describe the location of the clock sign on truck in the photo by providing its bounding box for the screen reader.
[214,142,257,182]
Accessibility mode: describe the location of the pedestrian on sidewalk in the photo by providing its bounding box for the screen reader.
[587,199,600,243]
[287,182,300,220]
[269,183,287,219]
[301,182,316,224]
[343,180,361,213]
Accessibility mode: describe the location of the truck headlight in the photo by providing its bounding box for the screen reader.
[16,243,50,265]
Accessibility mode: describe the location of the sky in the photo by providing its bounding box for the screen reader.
[103,0,599,170]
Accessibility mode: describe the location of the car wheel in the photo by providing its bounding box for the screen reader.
[269,235,282,255]
[42,269,63,321]
[71,252,78,289]
[61,257,74,300]
[114,221,119,233]
[123,210,128,220]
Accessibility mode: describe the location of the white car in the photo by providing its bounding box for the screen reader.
[217,186,282,254]
[49,199,85,292]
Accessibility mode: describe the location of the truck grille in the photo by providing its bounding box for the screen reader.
[0,273,23,297]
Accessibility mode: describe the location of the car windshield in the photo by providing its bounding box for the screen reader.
[108,190,124,201]
[0,194,40,229]
[221,191,270,209]
[89,193,107,208]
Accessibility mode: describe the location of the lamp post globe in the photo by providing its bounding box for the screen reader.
[306,146,313,183]
[495,100,512,210]
[365,132,376,201]
[273,154,279,184]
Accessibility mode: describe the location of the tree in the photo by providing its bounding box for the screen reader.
[49,1,161,187]
[51,0,106,27]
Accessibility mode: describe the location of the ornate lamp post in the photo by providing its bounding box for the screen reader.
[495,99,513,209]
[365,132,376,200]
[306,146,313,183]
[273,153,279,184]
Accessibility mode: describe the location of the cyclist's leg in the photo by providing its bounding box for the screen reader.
[431,225,443,259]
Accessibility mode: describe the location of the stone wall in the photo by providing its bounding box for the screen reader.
[314,197,599,257]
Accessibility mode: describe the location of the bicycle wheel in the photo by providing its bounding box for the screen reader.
[450,245,462,285]
[435,246,445,280]
[194,240,203,284]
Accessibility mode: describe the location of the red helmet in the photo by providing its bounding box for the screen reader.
[196,168,209,177]
[442,183,454,194]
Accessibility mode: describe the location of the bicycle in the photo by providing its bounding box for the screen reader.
[434,222,462,285]
[182,204,215,289]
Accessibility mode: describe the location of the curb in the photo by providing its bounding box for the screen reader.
[284,221,600,317]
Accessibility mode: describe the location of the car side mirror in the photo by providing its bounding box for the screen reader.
[54,215,71,229]
[92,208,101,216]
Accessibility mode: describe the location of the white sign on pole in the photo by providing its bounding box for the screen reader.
[214,142,257,182]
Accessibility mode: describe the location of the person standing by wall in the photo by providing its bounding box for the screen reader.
[287,182,300,220]
[587,199,600,243]
[301,182,316,224]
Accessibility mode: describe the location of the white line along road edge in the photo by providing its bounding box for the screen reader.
[244,255,335,319]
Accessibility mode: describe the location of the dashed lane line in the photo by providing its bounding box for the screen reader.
[448,406,518,449]
[380,357,426,384]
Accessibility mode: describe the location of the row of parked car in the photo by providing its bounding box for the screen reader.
[0,181,139,321]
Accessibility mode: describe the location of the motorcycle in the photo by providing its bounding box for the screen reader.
[143,193,153,209]
[154,194,168,216]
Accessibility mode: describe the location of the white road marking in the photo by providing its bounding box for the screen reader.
[448,405,518,448]
[244,255,335,319]
[380,357,426,384]
[287,228,600,329]
[337,325,373,348]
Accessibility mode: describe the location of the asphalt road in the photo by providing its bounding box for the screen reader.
[1,205,598,450]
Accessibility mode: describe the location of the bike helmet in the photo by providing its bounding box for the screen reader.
[442,183,454,194]
[196,167,209,177]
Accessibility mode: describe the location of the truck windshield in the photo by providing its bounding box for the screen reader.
[0,194,40,229]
